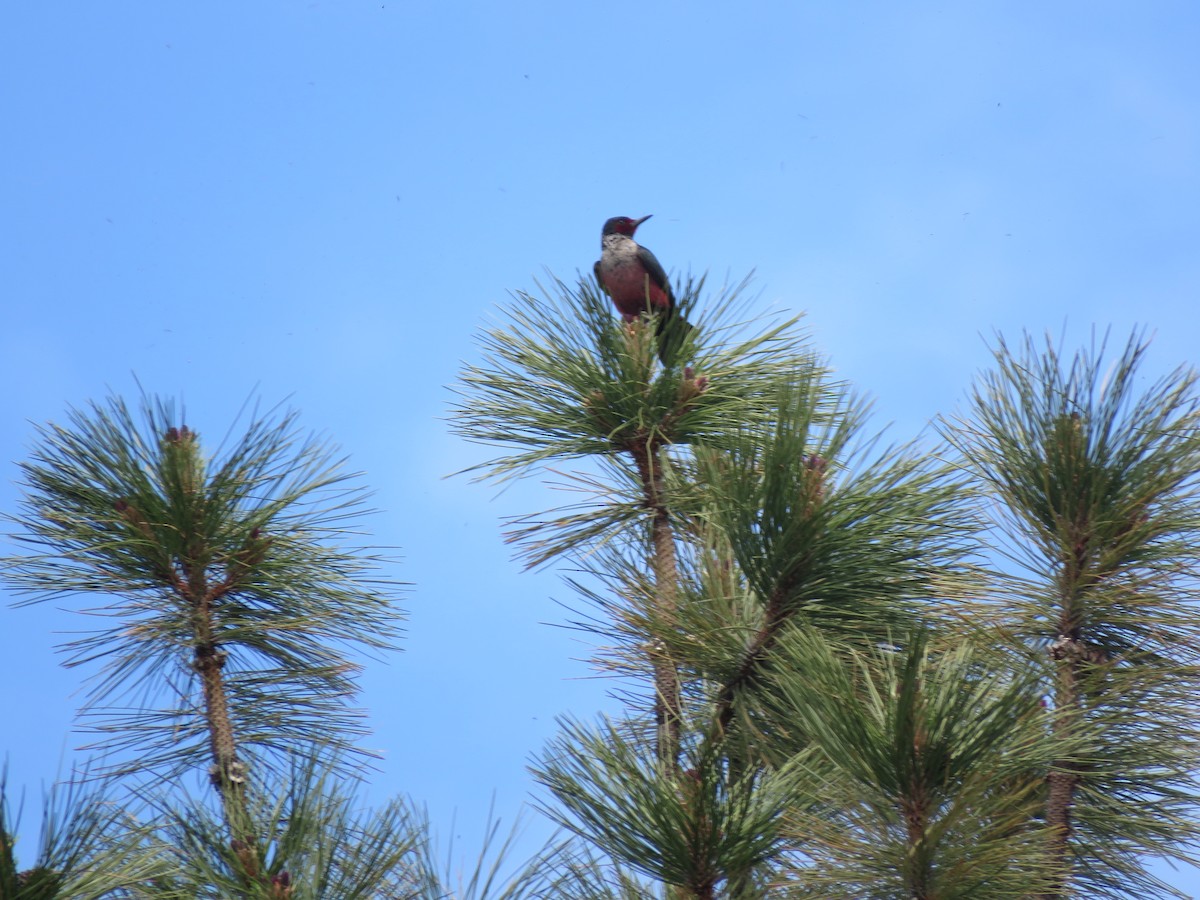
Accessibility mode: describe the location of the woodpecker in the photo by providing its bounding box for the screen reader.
[593,215,691,363]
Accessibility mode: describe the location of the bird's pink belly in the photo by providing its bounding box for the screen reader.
[602,265,670,318]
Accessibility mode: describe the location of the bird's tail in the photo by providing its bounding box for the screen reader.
[655,308,694,366]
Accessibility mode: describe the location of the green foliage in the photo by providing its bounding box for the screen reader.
[452,275,823,568]
[752,627,1059,898]
[408,803,593,900]
[945,330,1200,898]
[694,376,974,656]
[459,277,1200,897]
[127,752,421,900]
[6,272,1200,900]
[534,717,800,896]
[0,389,580,900]
[948,331,1200,653]
[2,394,404,779]
[454,274,816,474]
[0,767,168,899]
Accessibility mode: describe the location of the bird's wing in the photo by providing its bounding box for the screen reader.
[636,245,674,302]
[593,259,608,293]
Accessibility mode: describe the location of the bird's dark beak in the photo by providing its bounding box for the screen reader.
[634,214,653,228]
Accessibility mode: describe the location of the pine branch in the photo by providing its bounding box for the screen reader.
[946,329,1200,899]
[1,394,405,797]
[626,433,684,769]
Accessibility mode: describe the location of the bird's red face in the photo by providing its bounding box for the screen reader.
[601,215,652,237]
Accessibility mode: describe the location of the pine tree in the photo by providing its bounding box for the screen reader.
[945,332,1200,898]
[1,397,425,898]
[4,277,1199,899]
[455,277,1200,898]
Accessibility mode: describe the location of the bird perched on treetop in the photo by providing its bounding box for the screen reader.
[594,215,692,364]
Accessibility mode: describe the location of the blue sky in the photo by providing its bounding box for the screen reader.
[3,0,1199,888]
